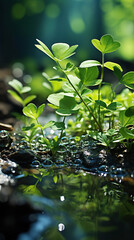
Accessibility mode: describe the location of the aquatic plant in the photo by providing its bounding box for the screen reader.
[8,35,134,151]
[35,34,134,150]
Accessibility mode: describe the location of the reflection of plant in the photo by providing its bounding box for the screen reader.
[36,34,134,150]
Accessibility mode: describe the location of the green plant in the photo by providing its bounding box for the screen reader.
[35,34,134,150]
[22,103,65,153]
[8,79,36,107]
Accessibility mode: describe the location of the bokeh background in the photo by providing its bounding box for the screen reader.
[0,0,134,105]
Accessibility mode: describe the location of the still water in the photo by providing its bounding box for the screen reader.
[13,167,134,240]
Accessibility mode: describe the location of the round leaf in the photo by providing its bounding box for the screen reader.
[121,71,134,89]
[79,60,101,68]
[23,103,37,119]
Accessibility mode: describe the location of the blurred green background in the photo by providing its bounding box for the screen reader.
[0,0,134,101]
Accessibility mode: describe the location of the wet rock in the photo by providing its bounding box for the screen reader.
[8,150,37,168]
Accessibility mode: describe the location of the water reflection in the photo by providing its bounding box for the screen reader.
[15,167,134,240]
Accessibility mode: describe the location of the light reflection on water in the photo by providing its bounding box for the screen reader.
[16,167,134,240]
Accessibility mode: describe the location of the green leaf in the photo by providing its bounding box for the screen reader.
[113,66,122,81]
[92,34,120,54]
[62,82,76,93]
[81,88,92,96]
[107,102,122,111]
[36,104,45,118]
[120,71,134,89]
[53,175,58,184]
[23,103,38,119]
[47,92,74,107]
[65,62,74,70]
[120,127,134,140]
[125,106,134,117]
[22,123,36,131]
[21,86,31,94]
[104,62,123,72]
[52,43,69,60]
[78,67,100,86]
[23,103,45,120]
[67,73,80,89]
[79,60,101,68]
[42,81,53,91]
[43,121,55,129]
[8,90,23,105]
[61,45,78,59]
[52,43,78,60]
[35,39,55,60]
[8,79,23,94]
[49,76,67,82]
[95,100,107,108]
[119,110,134,127]
[55,94,80,116]
[52,122,65,130]
[24,95,36,106]
[47,103,59,110]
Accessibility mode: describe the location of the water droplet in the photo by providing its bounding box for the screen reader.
[58,223,65,232]
[42,159,53,167]
[55,159,65,166]
[60,196,65,201]
[73,158,82,166]
[0,130,9,138]
[31,160,41,168]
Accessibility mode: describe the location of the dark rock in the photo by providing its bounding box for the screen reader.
[8,150,36,168]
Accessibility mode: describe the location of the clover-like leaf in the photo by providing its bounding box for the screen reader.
[35,39,55,60]
[48,92,74,107]
[79,60,101,68]
[92,34,120,54]
[120,127,134,140]
[104,62,123,72]
[43,121,55,129]
[125,106,134,117]
[24,95,36,106]
[119,110,134,127]
[23,103,45,120]
[52,122,65,130]
[23,103,38,119]
[61,45,78,59]
[8,79,23,94]
[78,67,100,86]
[52,43,69,60]
[21,86,31,94]
[49,94,80,116]
[8,90,23,105]
[95,100,107,108]
[120,71,134,90]
[36,104,45,118]
[107,102,122,111]
[52,43,78,61]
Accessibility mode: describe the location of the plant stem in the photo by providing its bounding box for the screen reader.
[37,119,45,138]
[64,71,102,132]
[98,53,104,127]
[59,116,66,141]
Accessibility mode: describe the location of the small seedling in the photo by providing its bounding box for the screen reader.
[22,103,66,153]
[8,79,36,107]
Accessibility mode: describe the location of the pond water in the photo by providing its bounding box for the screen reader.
[2,166,133,240]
